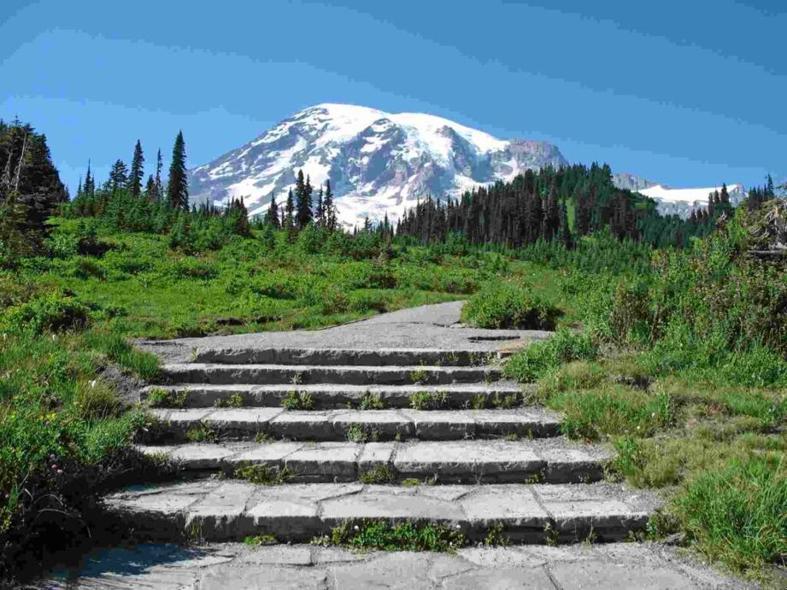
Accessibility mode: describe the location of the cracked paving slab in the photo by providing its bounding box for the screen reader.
[136,438,611,484]
[104,482,661,544]
[142,407,562,442]
[35,542,754,589]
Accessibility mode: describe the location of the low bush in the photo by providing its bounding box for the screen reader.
[461,282,561,329]
[2,291,90,335]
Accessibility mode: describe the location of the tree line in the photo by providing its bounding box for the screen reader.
[395,164,745,249]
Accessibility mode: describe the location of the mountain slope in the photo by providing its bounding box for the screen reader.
[189,104,568,226]
[613,173,745,218]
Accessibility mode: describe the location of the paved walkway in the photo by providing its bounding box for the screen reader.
[36,302,753,588]
[39,542,752,589]
[136,301,552,363]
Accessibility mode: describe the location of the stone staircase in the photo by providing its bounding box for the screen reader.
[106,303,659,546]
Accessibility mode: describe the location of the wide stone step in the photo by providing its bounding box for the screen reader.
[136,439,610,484]
[104,481,660,544]
[192,347,501,367]
[158,363,503,386]
[141,407,562,443]
[140,382,529,409]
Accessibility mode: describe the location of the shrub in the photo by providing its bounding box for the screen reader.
[504,329,597,383]
[461,282,562,330]
[2,292,90,334]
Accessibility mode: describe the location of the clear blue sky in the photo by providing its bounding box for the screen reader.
[1,0,785,194]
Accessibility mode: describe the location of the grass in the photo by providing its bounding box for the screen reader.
[281,390,315,410]
[409,390,448,410]
[359,465,395,484]
[315,519,466,552]
[146,387,188,409]
[503,329,597,383]
[1,209,783,584]
[515,351,786,584]
[234,464,291,485]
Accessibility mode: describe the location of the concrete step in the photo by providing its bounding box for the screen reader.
[136,439,611,484]
[140,382,530,409]
[158,363,503,386]
[141,407,562,443]
[192,347,500,367]
[104,481,660,544]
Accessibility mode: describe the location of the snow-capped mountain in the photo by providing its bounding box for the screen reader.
[613,173,746,218]
[189,103,567,226]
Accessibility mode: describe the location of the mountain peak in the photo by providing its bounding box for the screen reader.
[189,104,568,225]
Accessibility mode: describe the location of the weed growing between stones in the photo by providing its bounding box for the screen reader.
[469,394,487,410]
[243,534,278,546]
[234,464,291,485]
[543,523,559,546]
[490,391,521,409]
[214,393,245,408]
[409,391,448,410]
[409,368,428,385]
[346,424,379,443]
[358,391,386,410]
[185,422,218,443]
[282,390,315,410]
[484,522,510,546]
[146,387,188,408]
[313,519,466,552]
[359,465,395,484]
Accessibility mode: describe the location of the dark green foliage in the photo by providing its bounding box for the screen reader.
[461,282,562,329]
[397,163,722,249]
[0,120,67,258]
[294,169,313,229]
[108,159,128,194]
[128,140,144,197]
[166,131,188,209]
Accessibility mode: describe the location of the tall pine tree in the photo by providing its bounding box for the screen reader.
[166,131,188,209]
[128,140,145,196]
[108,159,128,194]
[294,169,313,228]
[322,179,337,231]
[266,193,281,228]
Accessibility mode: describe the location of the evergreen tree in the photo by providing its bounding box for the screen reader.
[109,159,128,194]
[83,160,95,197]
[266,193,281,228]
[128,140,145,196]
[166,131,188,209]
[144,175,156,199]
[0,120,66,254]
[315,187,324,227]
[294,169,313,228]
[284,188,295,239]
[323,179,337,231]
[154,149,163,201]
